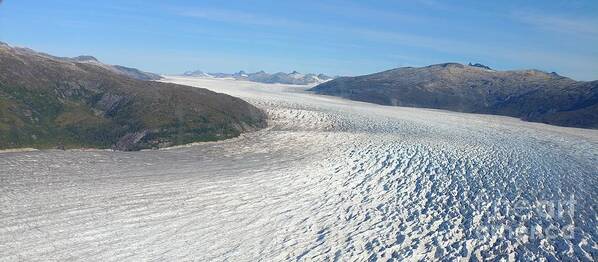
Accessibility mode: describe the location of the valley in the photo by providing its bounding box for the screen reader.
[1,77,596,260]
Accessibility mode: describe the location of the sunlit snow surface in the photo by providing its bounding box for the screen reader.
[1,77,597,261]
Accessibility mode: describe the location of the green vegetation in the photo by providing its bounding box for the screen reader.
[0,44,267,151]
[0,83,263,150]
[0,84,117,149]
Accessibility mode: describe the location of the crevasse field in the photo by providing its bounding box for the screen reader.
[1,77,597,261]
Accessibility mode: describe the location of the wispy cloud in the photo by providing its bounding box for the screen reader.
[514,11,598,37]
[178,8,306,28]
[311,2,426,23]
[174,6,597,80]
[176,7,476,54]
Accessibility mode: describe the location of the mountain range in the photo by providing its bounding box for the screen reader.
[20,50,164,81]
[0,42,266,150]
[183,70,334,85]
[310,63,598,128]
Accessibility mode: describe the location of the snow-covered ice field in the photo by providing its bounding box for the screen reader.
[1,77,597,261]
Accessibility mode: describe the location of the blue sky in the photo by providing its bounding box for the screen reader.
[1,0,597,80]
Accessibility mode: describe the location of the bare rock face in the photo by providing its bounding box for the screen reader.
[0,43,267,150]
[72,55,99,62]
[468,62,492,70]
[310,63,598,128]
[114,130,148,151]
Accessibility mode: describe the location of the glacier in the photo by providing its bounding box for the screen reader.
[1,77,596,261]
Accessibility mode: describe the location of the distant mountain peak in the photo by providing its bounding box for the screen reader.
[184,69,335,85]
[183,70,212,78]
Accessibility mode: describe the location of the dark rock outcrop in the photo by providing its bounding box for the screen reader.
[468,63,492,70]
